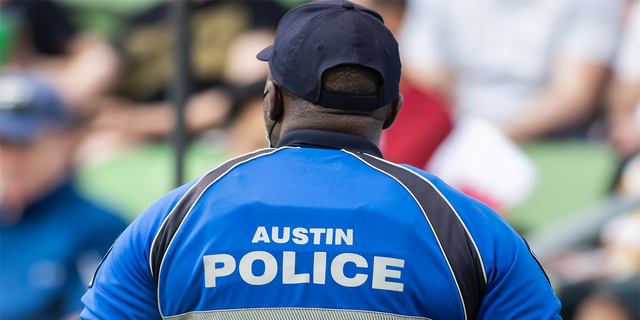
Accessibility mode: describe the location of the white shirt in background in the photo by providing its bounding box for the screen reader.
[401,0,624,123]
[615,3,640,83]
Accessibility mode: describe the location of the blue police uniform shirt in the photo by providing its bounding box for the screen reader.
[82,129,561,320]
[0,181,127,320]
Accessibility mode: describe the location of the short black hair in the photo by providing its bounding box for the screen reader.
[283,64,382,115]
[321,64,382,96]
[282,64,384,116]
[280,64,389,124]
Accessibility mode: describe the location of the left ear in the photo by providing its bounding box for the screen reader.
[265,81,283,121]
[382,94,403,130]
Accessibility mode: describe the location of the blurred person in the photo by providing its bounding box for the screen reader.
[217,30,273,157]
[0,73,127,320]
[196,31,272,159]
[0,0,120,116]
[221,82,270,157]
[80,0,288,163]
[351,0,453,169]
[573,273,639,320]
[549,150,640,319]
[608,0,640,159]
[401,0,624,143]
[398,0,624,214]
[564,4,640,314]
[553,215,640,319]
[539,42,640,308]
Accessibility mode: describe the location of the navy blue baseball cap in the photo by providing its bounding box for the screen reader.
[257,0,401,112]
[0,73,72,145]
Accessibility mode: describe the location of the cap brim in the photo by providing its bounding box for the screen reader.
[256,45,274,61]
[0,115,47,145]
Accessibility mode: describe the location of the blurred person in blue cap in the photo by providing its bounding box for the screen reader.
[0,73,127,320]
[82,1,560,319]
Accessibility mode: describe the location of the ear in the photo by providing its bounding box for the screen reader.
[382,94,403,130]
[265,81,283,121]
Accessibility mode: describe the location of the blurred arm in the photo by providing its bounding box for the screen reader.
[56,35,121,111]
[403,66,455,103]
[500,58,607,142]
[501,0,625,142]
[19,33,121,114]
[607,78,640,158]
[94,88,231,139]
[607,3,640,158]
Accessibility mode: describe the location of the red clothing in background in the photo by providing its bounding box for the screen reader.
[380,80,452,169]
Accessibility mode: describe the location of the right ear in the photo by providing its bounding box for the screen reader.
[382,94,403,130]
[265,81,283,121]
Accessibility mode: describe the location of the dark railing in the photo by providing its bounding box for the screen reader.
[171,0,191,188]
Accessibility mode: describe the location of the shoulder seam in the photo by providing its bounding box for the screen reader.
[342,150,487,320]
[148,147,290,317]
[395,163,487,284]
[148,148,279,277]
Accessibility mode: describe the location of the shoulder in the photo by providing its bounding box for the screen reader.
[401,165,516,232]
[398,165,528,270]
[124,147,278,250]
[127,178,200,243]
[402,166,559,304]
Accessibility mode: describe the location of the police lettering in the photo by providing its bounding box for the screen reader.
[203,251,404,292]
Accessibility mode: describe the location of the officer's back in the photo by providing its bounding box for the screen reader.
[82,1,562,319]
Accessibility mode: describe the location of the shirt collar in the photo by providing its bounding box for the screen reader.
[276,129,383,158]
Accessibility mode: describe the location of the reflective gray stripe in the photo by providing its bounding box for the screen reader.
[164,308,432,320]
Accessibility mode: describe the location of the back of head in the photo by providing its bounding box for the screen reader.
[257,0,402,140]
[258,0,401,112]
[322,64,382,97]
[283,64,389,126]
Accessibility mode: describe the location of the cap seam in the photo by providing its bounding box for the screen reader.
[348,10,360,62]
[283,8,341,88]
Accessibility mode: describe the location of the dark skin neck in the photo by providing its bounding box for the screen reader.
[263,80,403,147]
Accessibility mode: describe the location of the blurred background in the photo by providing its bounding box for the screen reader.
[0,0,638,319]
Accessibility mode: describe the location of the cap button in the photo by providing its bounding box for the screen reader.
[342,2,355,9]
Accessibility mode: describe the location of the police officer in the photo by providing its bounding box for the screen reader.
[82,1,562,319]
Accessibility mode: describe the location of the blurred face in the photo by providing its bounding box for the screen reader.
[0,130,77,211]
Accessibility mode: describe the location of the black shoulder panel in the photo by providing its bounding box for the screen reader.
[150,148,281,284]
[349,152,486,320]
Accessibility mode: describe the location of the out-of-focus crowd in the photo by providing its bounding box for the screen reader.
[0,0,638,319]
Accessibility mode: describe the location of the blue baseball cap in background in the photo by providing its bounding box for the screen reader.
[0,73,72,145]
[257,0,401,112]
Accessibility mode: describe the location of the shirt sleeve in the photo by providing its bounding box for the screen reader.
[476,235,562,319]
[80,183,195,320]
[398,0,451,68]
[451,191,562,319]
[558,0,625,63]
[403,167,562,319]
